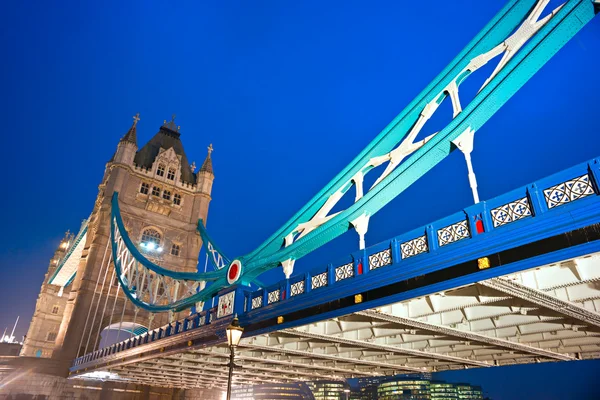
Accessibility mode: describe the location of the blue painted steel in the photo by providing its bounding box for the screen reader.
[73,156,600,370]
[110,0,599,312]
[237,0,599,279]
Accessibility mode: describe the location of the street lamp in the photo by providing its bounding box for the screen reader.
[226,316,244,400]
[343,388,350,400]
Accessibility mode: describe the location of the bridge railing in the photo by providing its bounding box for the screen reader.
[72,157,599,369]
[72,306,219,367]
[244,157,600,314]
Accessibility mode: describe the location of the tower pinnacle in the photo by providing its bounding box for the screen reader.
[120,113,140,144]
[200,143,214,174]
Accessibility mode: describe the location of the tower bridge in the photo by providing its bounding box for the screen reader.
[6,0,600,396]
[70,157,600,389]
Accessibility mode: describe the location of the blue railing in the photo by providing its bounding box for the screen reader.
[243,157,600,313]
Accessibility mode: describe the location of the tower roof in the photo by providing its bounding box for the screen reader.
[134,116,196,185]
[200,143,214,174]
[120,113,140,145]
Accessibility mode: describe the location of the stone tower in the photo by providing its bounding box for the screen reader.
[20,230,76,358]
[22,114,215,375]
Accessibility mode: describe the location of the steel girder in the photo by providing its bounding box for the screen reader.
[107,0,600,313]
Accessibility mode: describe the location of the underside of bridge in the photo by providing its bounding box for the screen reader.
[77,252,600,390]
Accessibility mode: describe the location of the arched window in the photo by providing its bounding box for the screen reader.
[141,228,161,247]
[162,190,171,201]
[171,244,180,256]
[167,168,176,180]
[152,186,160,196]
[157,164,165,177]
[140,182,149,195]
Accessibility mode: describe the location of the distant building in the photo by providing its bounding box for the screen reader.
[430,382,458,400]
[349,376,483,400]
[455,384,483,400]
[232,383,315,399]
[306,380,350,400]
[0,342,22,356]
[377,378,431,400]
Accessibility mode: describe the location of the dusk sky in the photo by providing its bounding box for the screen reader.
[1,1,599,398]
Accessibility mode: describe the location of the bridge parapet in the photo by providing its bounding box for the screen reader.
[247,157,600,314]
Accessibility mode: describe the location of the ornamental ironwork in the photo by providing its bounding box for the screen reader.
[268,289,280,304]
[290,281,305,297]
[335,263,354,281]
[437,220,470,246]
[543,174,595,209]
[369,249,392,270]
[251,296,263,310]
[311,272,328,289]
[491,197,532,227]
[400,235,428,259]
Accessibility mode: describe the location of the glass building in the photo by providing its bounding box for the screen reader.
[231,382,315,400]
[377,378,431,400]
[307,380,351,400]
[430,382,458,400]
[456,384,483,400]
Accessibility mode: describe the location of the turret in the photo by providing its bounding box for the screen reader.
[112,113,139,165]
[196,143,214,196]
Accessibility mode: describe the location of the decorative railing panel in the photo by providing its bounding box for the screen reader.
[400,236,428,259]
[251,296,263,310]
[369,249,392,270]
[491,197,532,227]
[543,174,595,209]
[335,263,354,282]
[268,289,280,304]
[290,281,305,297]
[437,220,470,247]
[311,272,328,289]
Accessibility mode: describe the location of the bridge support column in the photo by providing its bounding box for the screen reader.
[452,127,480,204]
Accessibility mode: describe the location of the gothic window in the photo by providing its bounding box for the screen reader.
[157,164,165,177]
[163,190,171,201]
[167,168,176,180]
[152,186,160,196]
[141,228,161,247]
[51,305,59,315]
[171,244,180,256]
[140,183,150,195]
[47,332,57,342]
[173,193,182,206]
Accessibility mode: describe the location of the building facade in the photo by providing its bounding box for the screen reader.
[21,114,215,375]
[307,380,350,400]
[232,383,315,399]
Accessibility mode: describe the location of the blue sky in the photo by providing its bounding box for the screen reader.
[1,1,599,397]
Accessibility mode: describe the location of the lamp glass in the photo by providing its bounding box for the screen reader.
[226,325,243,347]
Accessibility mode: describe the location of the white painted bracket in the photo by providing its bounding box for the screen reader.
[281,259,296,279]
[58,286,64,297]
[351,214,370,250]
[195,281,206,311]
[452,127,480,204]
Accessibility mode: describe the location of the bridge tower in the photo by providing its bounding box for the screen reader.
[20,230,75,358]
[23,114,215,374]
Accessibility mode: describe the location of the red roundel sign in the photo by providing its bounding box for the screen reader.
[227,259,242,284]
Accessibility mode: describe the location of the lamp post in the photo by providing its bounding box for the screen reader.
[225,316,244,400]
[343,388,350,400]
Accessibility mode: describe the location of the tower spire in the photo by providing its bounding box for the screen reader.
[199,143,214,174]
[120,113,140,145]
